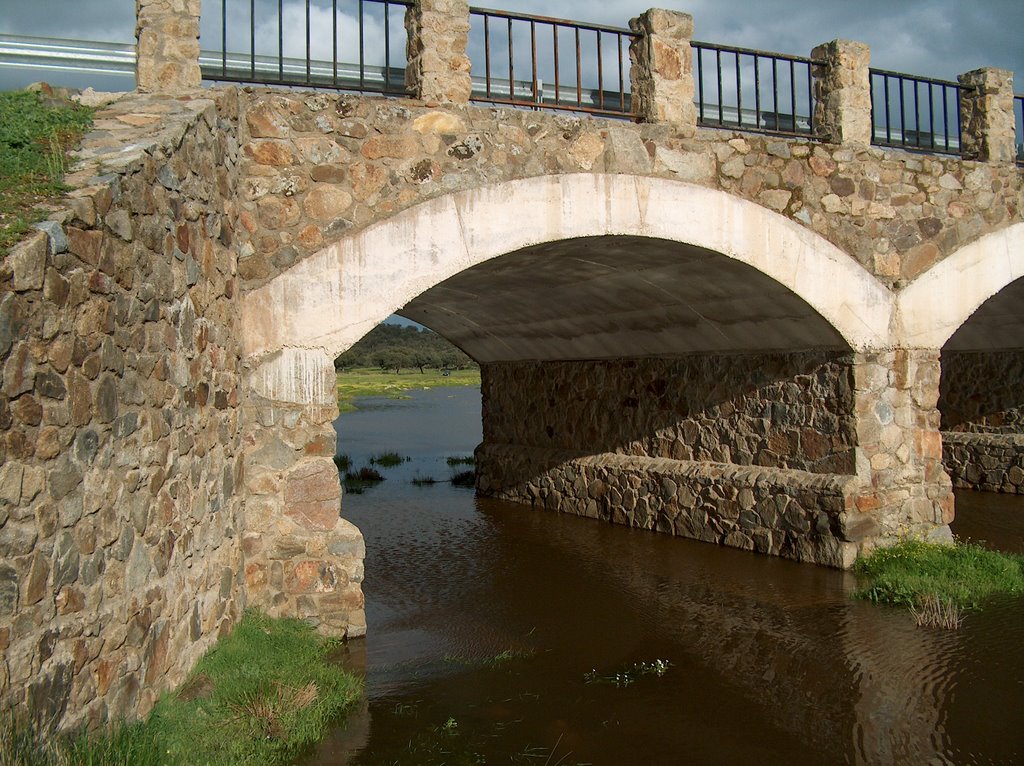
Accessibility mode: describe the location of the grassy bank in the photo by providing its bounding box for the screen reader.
[0,89,93,256]
[855,539,1024,625]
[1,611,362,765]
[337,367,480,412]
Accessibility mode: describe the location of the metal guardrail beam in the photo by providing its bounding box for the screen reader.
[0,34,135,78]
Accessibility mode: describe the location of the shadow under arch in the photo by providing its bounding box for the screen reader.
[242,173,893,369]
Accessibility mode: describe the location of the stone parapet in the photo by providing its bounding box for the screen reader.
[629,9,697,131]
[958,68,1017,163]
[942,432,1024,494]
[405,0,473,103]
[476,443,860,568]
[811,39,872,147]
[136,0,202,92]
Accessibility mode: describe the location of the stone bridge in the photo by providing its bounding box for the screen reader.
[1,0,1023,731]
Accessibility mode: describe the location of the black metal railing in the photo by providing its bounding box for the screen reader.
[692,41,817,137]
[1015,95,1023,165]
[467,7,635,116]
[200,0,410,93]
[870,69,960,154]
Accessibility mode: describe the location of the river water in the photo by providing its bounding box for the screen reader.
[304,386,1024,765]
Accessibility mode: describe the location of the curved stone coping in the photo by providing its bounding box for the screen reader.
[478,443,859,494]
[242,173,894,361]
[897,222,1024,348]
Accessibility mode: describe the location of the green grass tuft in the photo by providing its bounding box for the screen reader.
[0,612,360,765]
[369,451,407,467]
[854,539,1024,610]
[0,89,93,256]
[149,611,361,765]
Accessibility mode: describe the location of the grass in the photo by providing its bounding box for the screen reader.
[369,451,407,467]
[446,455,475,466]
[854,539,1024,624]
[411,475,439,486]
[0,611,362,765]
[343,466,385,493]
[0,89,93,256]
[333,454,351,472]
[336,367,480,412]
[450,469,476,487]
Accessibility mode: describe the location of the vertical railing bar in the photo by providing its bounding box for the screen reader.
[278,0,283,82]
[553,24,560,106]
[221,0,226,77]
[955,85,962,151]
[753,54,761,128]
[530,19,537,103]
[941,84,950,150]
[384,2,391,92]
[771,57,778,125]
[697,47,704,122]
[716,48,723,124]
[806,61,813,133]
[898,76,906,146]
[250,0,255,79]
[735,52,742,126]
[917,79,925,146]
[305,0,310,84]
[884,75,891,143]
[575,27,582,107]
[332,0,338,87]
[788,58,795,132]
[596,30,604,110]
[358,0,365,90]
[507,17,514,100]
[618,32,625,112]
[484,15,492,98]
[927,83,935,148]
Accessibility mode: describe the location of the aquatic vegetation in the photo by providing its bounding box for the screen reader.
[855,539,1024,628]
[344,467,386,493]
[584,659,672,687]
[370,451,408,467]
[446,455,476,466]
[450,469,476,487]
[412,475,439,486]
[333,453,351,471]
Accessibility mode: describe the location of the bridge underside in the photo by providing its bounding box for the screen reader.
[940,277,1024,494]
[390,236,949,568]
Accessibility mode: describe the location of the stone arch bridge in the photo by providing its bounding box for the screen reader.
[1,0,1023,731]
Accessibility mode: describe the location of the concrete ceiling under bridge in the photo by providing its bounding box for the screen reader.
[944,275,1024,351]
[396,236,850,363]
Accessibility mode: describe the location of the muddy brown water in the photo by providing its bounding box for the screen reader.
[304,386,1024,765]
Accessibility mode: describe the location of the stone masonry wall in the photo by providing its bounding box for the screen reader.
[481,353,857,474]
[938,350,1024,494]
[476,355,865,568]
[939,350,1024,433]
[477,444,859,568]
[233,90,1022,293]
[0,90,245,731]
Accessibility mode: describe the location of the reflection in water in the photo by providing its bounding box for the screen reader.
[306,387,1024,765]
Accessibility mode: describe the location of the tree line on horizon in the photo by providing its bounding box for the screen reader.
[334,323,477,373]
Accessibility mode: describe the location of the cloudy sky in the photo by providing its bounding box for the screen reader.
[1,0,1020,97]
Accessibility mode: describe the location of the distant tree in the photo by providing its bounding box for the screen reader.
[335,322,478,373]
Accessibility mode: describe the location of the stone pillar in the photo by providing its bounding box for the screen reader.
[405,0,472,104]
[958,68,1016,163]
[628,9,697,133]
[136,0,202,92]
[811,40,872,146]
[850,349,953,549]
[241,348,366,637]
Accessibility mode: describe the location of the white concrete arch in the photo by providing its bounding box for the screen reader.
[896,222,1024,349]
[241,174,894,401]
